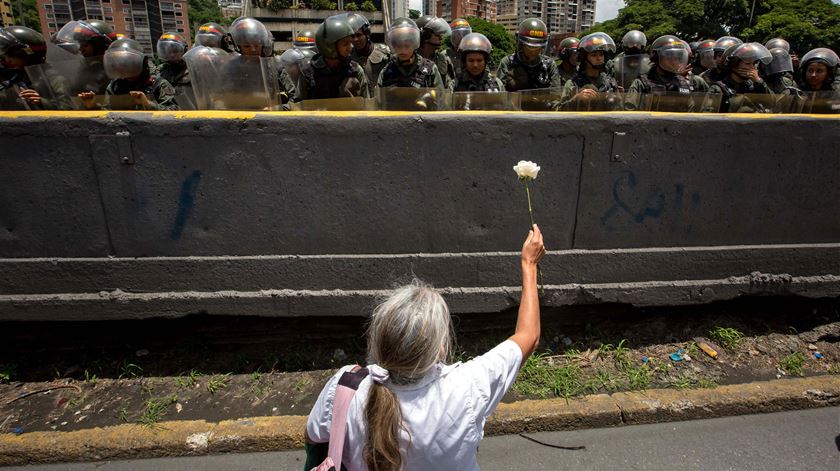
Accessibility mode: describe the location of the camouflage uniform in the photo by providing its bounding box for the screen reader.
[105,73,177,110]
[559,70,621,110]
[352,42,389,97]
[449,69,505,92]
[496,53,562,91]
[294,55,370,100]
[764,73,800,95]
[427,50,455,89]
[0,65,73,110]
[624,67,708,111]
[703,75,775,113]
[376,52,444,90]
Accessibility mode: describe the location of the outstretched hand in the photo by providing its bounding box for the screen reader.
[521,224,546,267]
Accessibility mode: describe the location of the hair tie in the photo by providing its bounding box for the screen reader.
[368,364,390,384]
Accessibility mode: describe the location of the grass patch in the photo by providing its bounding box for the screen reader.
[587,369,621,393]
[118,360,142,379]
[176,369,201,389]
[697,378,719,389]
[829,364,840,375]
[0,364,15,383]
[294,376,312,393]
[513,354,555,398]
[137,394,178,428]
[780,352,806,376]
[709,327,744,351]
[206,373,231,394]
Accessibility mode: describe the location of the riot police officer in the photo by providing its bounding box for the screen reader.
[703,42,774,113]
[419,17,455,88]
[343,12,388,97]
[765,38,800,71]
[293,28,318,52]
[450,32,504,92]
[560,32,619,106]
[555,37,579,85]
[692,39,716,75]
[294,15,369,100]
[376,18,443,90]
[195,22,233,52]
[447,18,472,77]
[55,20,117,95]
[0,25,72,109]
[607,30,650,89]
[625,36,706,111]
[81,38,176,110]
[699,36,742,85]
[760,47,800,95]
[798,48,839,93]
[156,32,190,92]
[496,18,560,92]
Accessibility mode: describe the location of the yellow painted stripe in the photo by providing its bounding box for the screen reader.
[0,110,838,120]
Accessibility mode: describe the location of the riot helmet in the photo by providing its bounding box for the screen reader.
[414,15,434,29]
[558,37,580,66]
[104,38,146,79]
[650,35,689,74]
[458,32,492,78]
[515,18,549,67]
[386,19,420,61]
[578,32,615,71]
[292,28,317,51]
[230,17,273,57]
[0,26,47,67]
[56,20,117,57]
[696,39,716,69]
[761,47,793,76]
[316,15,355,60]
[342,12,371,50]
[800,47,839,90]
[449,18,472,50]
[157,32,188,62]
[621,30,646,55]
[196,22,227,49]
[721,42,771,80]
[765,38,790,52]
[278,47,311,82]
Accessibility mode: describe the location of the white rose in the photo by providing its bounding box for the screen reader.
[513,160,541,181]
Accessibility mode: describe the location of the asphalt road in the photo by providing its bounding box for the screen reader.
[8,407,840,470]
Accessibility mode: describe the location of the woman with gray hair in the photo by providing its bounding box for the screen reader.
[306,224,546,470]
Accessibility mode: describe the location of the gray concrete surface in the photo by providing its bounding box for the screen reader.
[7,407,839,470]
[1,113,838,319]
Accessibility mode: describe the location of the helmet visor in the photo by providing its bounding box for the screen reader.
[658,47,689,73]
[157,40,186,61]
[764,49,793,75]
[104,49,145,79]
[196,33,222,48]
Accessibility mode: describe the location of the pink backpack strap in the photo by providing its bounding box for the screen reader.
[327,366,369,470]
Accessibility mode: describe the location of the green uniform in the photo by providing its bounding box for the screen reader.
[624,67,708,111]
[449,69,505,92]
[351,42,389,97]
[496,53,562,91]
[699,67,726,86]
[376,52,444,91]
[105,73,177,110]
[426,50,455,89]
[556,62,576,86]
[607,51,652,90]
[559,71,621,110]
[446,47,462,78]
[703,75,775,113]
[0,65,73,110]
[764,74,800,95]
[294,55,370,100]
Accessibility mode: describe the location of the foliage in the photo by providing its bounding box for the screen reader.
[586,0,840,53]
[311,0,338,10]
[780,351,805,376]
[409,9,420,19]
[189,0,231,35]
[265,0,293,11]
[14,0,41,33]
[463,16,515,69]
[344,1,359,11]
[709,326,744,351]
[360,0,377,12]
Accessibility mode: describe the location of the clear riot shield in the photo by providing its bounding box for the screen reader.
[49,55,111,95]
[290,97,372,111]
[70,94,140,110]
[565,91,625,111]
[799,91,840,114]
[614,54,651,90]
[637,92,711,113]
[725,93,782,114]
[190,55,279,110]
[0,85,30,110]
[376,88,450,111]
[518,88,564,111]
[451,91,520,111]
[173,86,198,110]
[24,63,75,110]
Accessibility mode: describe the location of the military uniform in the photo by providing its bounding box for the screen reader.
[496,53,562,91]
[607,51,652,90]
[376,52,444,90]
[428,50,455,89]
[764,73,800,95]
[351,43,389,97]
[449,69,505,92]
[446,47,462,79]
[294,55,370,100]
[556,62,576,86]
[76,56,110,95]
[624,67,708,111]
[699,67,725,86]
[559,71,621,110]
[0,65,73,110]
[703,75,775,113]
[105,73,177,110]
[157,61,190,88]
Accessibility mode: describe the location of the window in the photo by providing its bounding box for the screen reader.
[174,2,181,7]
[123,8,129,12]
[105,15,113,20]
[177,28,183,32]
[175,11,181,15]
[48,22,56,27]
[176,19,183,24]
[103,6,111,12]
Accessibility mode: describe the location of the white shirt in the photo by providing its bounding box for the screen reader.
[306,339,523,471]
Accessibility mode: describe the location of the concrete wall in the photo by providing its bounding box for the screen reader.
[0,111,838,320]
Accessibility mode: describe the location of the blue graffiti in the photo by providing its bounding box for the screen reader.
[601,171,700,233]
[170,170,202,240]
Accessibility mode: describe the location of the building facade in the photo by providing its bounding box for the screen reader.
[438,0,495,22]
[496,0,594,35]
[36,0,190,54]
[1,0,14,27]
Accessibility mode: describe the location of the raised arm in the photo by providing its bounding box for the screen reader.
[509,224,546,361]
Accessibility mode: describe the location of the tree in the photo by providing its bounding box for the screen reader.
[14,0,41,32]
[409,9,420,19]
[266,0,293,11]
[311,0,337,9]
[188,0,230,37]
[360,0,376,11]
[345,1,359,10]
[742,0,840,54]
[463,16,514,68]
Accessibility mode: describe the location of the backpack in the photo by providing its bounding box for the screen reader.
[310,367,369,471]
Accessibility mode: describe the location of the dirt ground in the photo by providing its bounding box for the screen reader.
[1,296,838,434]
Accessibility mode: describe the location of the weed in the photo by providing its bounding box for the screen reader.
[513,354,555,398]
[697,378,719,389]
[563,347,582,358]
[684,342,701,360]
[206,373,231,394]
[116,407,130,423]
[137,395,177,428]
[294,376,312,393]
[829,364,840,375]
[709,327,744,351]
[118,360,142,379]
[550,364,584,399]
[83,370,98,384]
[176,369,201,389]
[588,369,620,393]
[668,375,694,390]
[780,352,806,376]
[623,363,651,390]
[0,364,14,383]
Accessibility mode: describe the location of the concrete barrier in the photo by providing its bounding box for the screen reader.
[0,111,838,320]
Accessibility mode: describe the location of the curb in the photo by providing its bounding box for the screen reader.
[1,376,838,466]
